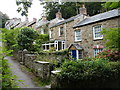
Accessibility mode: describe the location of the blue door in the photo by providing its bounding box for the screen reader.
[71,50,77,60]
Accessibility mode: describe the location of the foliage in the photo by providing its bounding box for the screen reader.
[17,27,39,51]
[1,28,20,51]
[16,1,104,20]
[56,59,120,88]
[54,49,69,55]
[16,0,32,16]
[96,49,120,61]
[0,33,19,88]
[102,2,120,10]
[33,34,49,52]
[41,2,104,20]
[101,28,120,50]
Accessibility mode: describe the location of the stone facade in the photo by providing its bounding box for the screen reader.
[72,17,119,57]
[44,9,120,58]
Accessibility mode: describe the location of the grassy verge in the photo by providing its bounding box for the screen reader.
[20,64,51,87]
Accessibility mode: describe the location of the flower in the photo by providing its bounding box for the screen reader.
[115,55,118,57]
[107,54,110,57]
[115,51,119,53]
[107,50,111,52]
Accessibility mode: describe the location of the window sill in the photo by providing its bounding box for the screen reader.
[74,40,82,42]
[93,38,103,41]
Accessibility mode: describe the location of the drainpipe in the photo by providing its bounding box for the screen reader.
[64,23,67,48]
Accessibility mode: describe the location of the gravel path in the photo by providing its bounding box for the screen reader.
[5,56,48,89]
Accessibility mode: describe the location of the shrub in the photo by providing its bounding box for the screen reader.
[96,49,120,61]
[1,28,20,51]
[17,27,39,51]
[101,28,120,50]
[56,59,120,88]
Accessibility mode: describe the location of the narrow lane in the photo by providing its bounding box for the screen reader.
[5,56,46,89]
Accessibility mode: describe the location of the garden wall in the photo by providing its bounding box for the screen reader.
[15,50,68,81]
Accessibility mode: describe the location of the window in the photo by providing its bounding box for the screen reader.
[49,30,53,38]
[59,27,64,36]
[62,41,65,50]
[75,30,81,41]
[78,50,82,59]
[41,28,44,34]
[93,25,103,40]
[94,48,103,57]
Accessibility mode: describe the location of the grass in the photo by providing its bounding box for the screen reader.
[20,64,51,87]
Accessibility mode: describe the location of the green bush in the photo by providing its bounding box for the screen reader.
[0,47,19,88]
[17,27,39,51]
[101,28,120,50]
[1,28,20,51]
[56,59,120,88]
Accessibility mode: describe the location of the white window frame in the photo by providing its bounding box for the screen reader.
[49,30,52,38]
[93,25,103,40]
[75,30,82,41]
[94,48,103,57]
[62,41,65,50]
[54,41,58,51]
[76,50,83,60]
[59,27,64,36]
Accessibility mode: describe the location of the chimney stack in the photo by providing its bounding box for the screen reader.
[33,18,37,22]
[42,16,47,21]
[79,4,87,15]
[56,11,62,19]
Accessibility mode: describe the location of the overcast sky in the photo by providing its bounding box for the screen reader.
[0,0,44,21]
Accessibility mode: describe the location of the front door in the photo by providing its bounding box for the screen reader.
[71,50,77,60]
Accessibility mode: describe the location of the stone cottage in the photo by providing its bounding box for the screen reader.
[71,9,120,59]
[42,7,120,59]
[35,16,49,34]
[42,5,88,51]
[5,17,37,29]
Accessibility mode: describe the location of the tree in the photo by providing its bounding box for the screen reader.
[16,0,32,16]
[17,27,39,51]
[102,2,120,11]
[41,2,104,20]
[1,28,20,51]
[16,1,104,20]
[101,28,120,51]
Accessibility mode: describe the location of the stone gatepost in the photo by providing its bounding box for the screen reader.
[51,70,61,88]
[22,49,29,65]
[35,61,50,80]
[17,50,22,62]
[24,54,37,69]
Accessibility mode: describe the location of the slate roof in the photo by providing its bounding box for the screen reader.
[50,14,82,28]
[68,43,83,50]
[26,20,36,27]
[73,9,120,28]
[35,20,49,29]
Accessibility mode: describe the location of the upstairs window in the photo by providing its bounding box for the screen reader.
[59,27,64,36]
[93,25,103,40]
[75,30,81,41]
[49,30,53,38]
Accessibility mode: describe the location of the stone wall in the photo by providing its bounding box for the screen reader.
[16,50,67,81]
